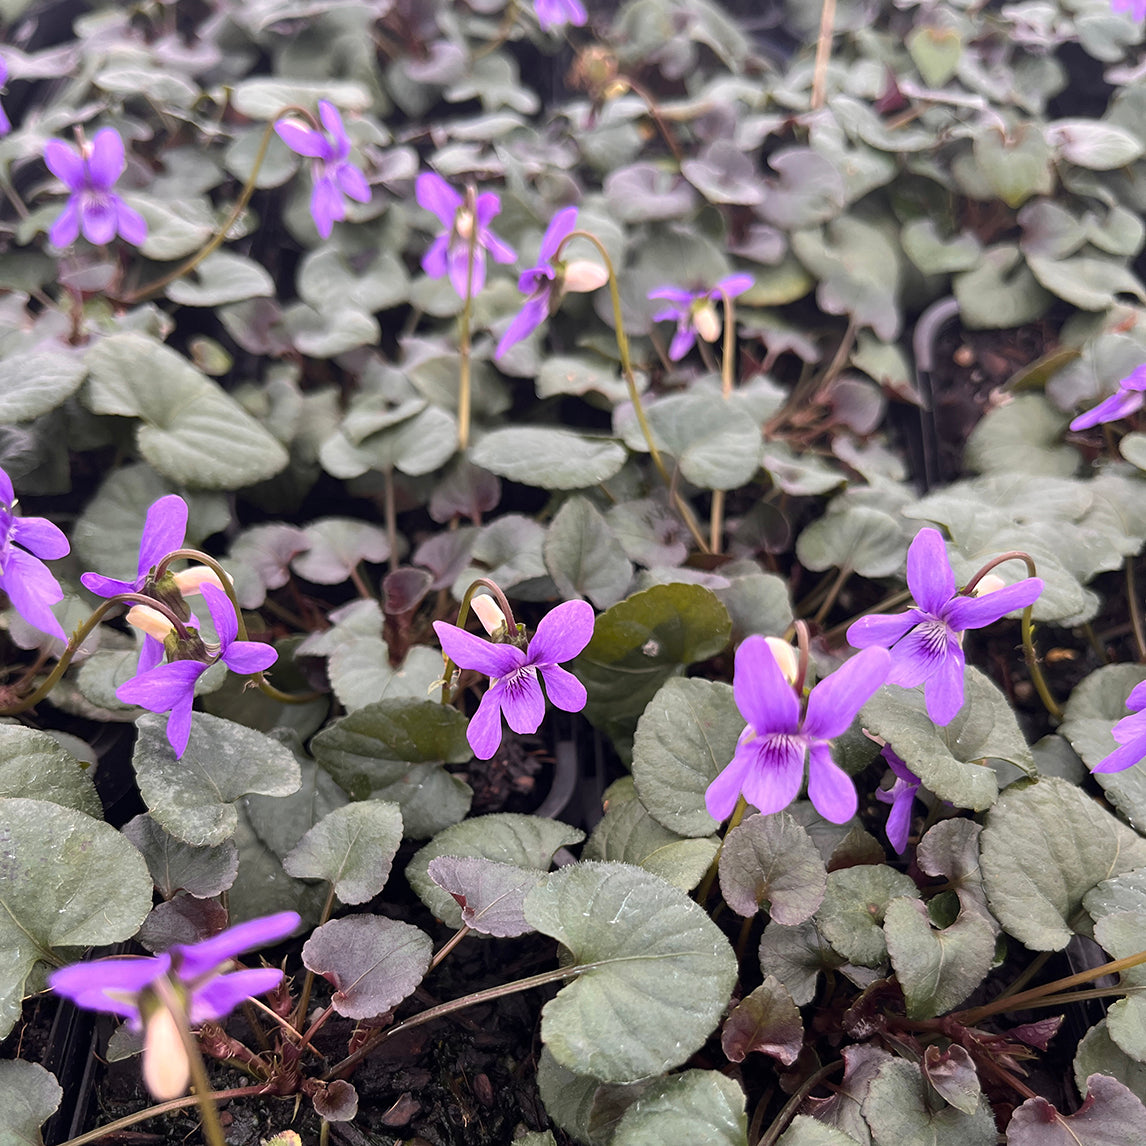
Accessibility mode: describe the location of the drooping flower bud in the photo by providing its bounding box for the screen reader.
[973,573,1007,597]
[471,594,508,638]
[127,605,175,643]
[141,1000,190,1100]
[563,259,608,293]
[692,300,722,343]
[173,566,229,596]
[764,636,800,686]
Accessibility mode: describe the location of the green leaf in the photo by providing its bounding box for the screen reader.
[796,506,905,578]
[524,862,738,1082]
[407,813,585,929]
[282,800,403,905]
[426,856,543,937]
[470,428,626,490]
[1121,433,1146,472]
[328,643,444,714]
[612,1071,747,1146]
[980,777,1146,951]
[577,584,731,761]
[1093,912,1146,1061]
[85,334,288,489]
[861,667,1033,811]
[718,812,827,925]
[0,798,153,1039]
[301,915,432,1020]
[298,247,410,315]
[721,976,803,1066]
[1047,119,1144,169]
[862,1058,996,1146]
[953,245,1053,330]
[776,1115,864,1146]
[964,394,1077,477]
[973,125,1054,208]
[536,1048,647,1146]
[283,302,379,358]
[121,814,238,899]
[544,497,633,610]
[309,699,474,836]
[1027,254,1146,311]
[536,356,631,403]
[231,79,372,119]
[132,712,302,847]
[1060,664,1146,832]
[884,897,996,1019]
[583,777,718,893]
[0,352,86,422]
[165,251,275,307]
[631,678,742,837]
[1075,1019,1146,1099]
[758,918,842,1006]
[816,866,919,967]
[0,1059,62,1146]
[0,725,100,818]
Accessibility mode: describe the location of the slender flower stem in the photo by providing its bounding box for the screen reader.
[438,577,519,704]
[121,117,281,304]
[955,947,1146,1026]
[824,588,913,643]
[555,229,710,554]
[811,0,838,110]
[793,620,810,699]
[384,464,398,575]
[324,957,625,1081]
[292,884,338,1031]
[963,550,1060,724]
[457,186,479,452]
[152,980,227,1146]
[757,1058,844,1146]
[812,564,852,628]
[430,924,472,971]
[696,794,750,907]
[154,548,323,705]
[708,285,739,554]
[1128,556,1146,662]
[54,1086,266,1146]
[0,594,173,716]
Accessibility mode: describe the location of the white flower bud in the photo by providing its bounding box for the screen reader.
[973,573,1007,597]
[172,566,229,596]
[764,636,800,685]
[142,1005,190,1100]
[126,605,174,642]
[693,301,722,343]
[471,594,507,636]
[563,259,608,293]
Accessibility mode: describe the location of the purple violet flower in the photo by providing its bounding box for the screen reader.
[648,272,754,361]
[1091,682,1146,773]
[0,466,69,640]
[49,911,298,1099]
[706,637,892,825]
[1070,364,1146,430]
[876,747,921,854]
[116,582,278,758]
[44,127,147,248]
[274,101,371,238]
[496,206,577,358]
[535,0,588,31]
[433,599,594,760]
[1113,0,1146,20]
[0,58,11,136]
[846,528,1043,727]
[416,172,516,299]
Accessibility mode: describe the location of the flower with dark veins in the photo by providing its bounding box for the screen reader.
[1069,364,1146,431]
[274,101,371,238]
[846,528,1043,726]
[416,172,515,299]
[705,636,891,825]
[648,272,754,361]
[0,466,69,640]
[433,599,595,759]
[116,582,278,758]
[44,127,146,248]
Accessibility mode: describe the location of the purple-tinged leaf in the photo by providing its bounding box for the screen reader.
[718,812,826,924]
[863,1058,995,1145]
[427,856,542,937]
[382,567,433,616]
[227,524,310,609]
[721,976,803,1065]
[922,1045,981,1115]
[312,1079,359,1123]
[1007,1074,1146,1145]
[801,1043,894,1142]
[302,915,432,1020]
[1011,1015,1063,1051]
[137,892,229,953]
[290,518,390,585]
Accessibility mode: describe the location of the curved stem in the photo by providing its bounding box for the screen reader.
[292,884,337,1032]
[122,118,279,304]
[1129,556,1146,663]
[439,578,519,704]
[54,1086,266,1146]
[757,1058,844,1146]
[696,794,749,907]
[556,229,710,554]
[793,620,810,698]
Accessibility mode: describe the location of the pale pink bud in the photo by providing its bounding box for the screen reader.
[974,573,1007,596]
[471,594,507,636]
[764,636,799,685]
[142,1005,190,1100]
[563,259,608,293]
[126,605,174,642]
[693,300,722,343]
[172,566,229,596]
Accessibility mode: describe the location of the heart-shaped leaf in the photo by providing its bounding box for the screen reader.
[721,976,803,1065]
[470,428,626,490]
[816,866,919,967]
[611,1070,747,1146]
[0,1060,62,1146]
[0,351,85,422]
[0,725,100,818]
[426,856,542,937]
[121,814,239,899]
[1007,1073,1146,1145]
